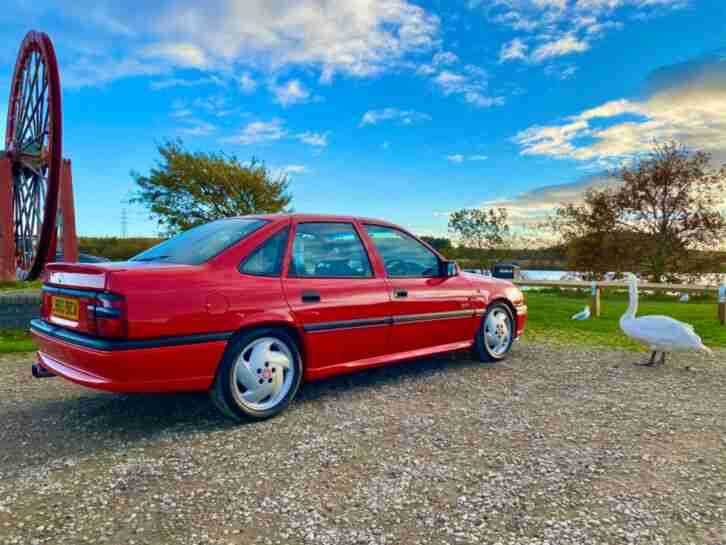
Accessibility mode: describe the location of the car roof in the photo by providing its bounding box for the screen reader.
[238,213,402,228]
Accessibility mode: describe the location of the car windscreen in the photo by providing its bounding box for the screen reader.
[130,219,268,265]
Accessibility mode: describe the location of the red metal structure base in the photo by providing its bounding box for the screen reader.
[0,157,14,281]
[0,156,78,282]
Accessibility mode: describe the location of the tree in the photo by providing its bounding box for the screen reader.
[553,142,726,281]
[448,208,510,250]
[420,236,454,256]
[132,141,292,234]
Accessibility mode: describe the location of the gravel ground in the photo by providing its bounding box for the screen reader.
[1,342,725,545]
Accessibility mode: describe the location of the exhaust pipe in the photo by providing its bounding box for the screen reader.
[32,363,56,378]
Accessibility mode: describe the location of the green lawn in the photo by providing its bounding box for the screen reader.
[0,329,35,353]
[2,289,724,354]
[524,289,726,351]
[0,280,42,292]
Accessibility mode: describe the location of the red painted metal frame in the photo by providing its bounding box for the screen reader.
[59,159,79,262]
[32,214,528,393]
[3,31,63,280]
[0,158,14,281]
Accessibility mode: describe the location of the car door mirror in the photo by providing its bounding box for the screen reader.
[439,260,458,278]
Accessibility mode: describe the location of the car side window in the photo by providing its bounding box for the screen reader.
[364,224,439,278]
[289,223,373,278]
[240,227,290,276]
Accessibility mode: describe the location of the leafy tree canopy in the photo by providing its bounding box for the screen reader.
[132,140,292,234]
[552,142,726,281]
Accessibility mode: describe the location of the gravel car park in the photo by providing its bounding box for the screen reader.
[1,342,725,545]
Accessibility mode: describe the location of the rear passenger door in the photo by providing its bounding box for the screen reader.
[282,221,391,372]
[363,224,478,354]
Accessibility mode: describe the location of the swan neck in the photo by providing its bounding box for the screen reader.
[625,279,638,318]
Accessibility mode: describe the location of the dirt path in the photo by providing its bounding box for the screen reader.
[1,343,725,545]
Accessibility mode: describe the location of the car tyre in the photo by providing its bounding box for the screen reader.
[211,327,303,421]
[474,303,515,363]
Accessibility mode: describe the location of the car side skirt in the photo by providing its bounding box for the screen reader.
[304,340,474,381]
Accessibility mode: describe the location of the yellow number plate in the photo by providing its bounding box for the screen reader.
[51,296,79,321]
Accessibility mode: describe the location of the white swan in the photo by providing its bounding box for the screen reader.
[620,273,712,366]
[571,306,591,321]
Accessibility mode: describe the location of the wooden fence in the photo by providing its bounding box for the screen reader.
[513,279,726,325]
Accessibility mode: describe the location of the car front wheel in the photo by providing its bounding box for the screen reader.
[474,303,515,363]
[211,327,302,421]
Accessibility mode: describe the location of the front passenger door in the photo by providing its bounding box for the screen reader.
[363,224,478,353]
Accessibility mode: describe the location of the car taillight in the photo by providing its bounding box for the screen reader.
[88,293,127,338]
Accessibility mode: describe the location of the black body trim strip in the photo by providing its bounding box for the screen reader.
[42,285,101,299]
[303,317,391,333]
[30,319,233,352]
[392,310,474,324]
[303,309,474,333]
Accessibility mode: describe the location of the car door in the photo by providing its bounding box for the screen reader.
[362,223,479,354]
[282,221,391,372]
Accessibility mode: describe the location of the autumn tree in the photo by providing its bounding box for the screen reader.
[448,208,510,250]
[553,142,726,281]
[132,141,292,234]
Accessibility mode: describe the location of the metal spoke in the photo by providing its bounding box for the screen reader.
[235,358,259,391]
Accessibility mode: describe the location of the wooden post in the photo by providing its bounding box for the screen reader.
[0,156,15,282]
[591,281,601,318]
[719,285,725,326]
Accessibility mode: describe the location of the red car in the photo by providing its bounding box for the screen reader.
[31,215,527,420]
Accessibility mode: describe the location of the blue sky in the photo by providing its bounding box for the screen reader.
[1,0,725,237]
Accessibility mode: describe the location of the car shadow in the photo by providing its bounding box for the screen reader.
[5,350,510,469]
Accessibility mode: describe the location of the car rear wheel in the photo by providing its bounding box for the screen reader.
[474,303,514,363]
[211,328,302,421]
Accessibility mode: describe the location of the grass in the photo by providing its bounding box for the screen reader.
[0,329,35,353]
[524,288,726,350]
[0,280,42,292]
[2,287,724,354]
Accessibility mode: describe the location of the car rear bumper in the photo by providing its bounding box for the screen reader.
[30,319,228,393]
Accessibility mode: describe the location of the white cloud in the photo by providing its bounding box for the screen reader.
[268,79,311,107]
[433,69,503,108]
[179,120,217,136]
[142,42,211,69]
[531,34,589,62]
[62,55,167,88]
[170,107,193,118]
[239,72,257,93]
[480,174,621,226]
[150,76,224,90]
[295,131,330,147]
[480,0,687,70]
[499,38,528,62]
[279,164,309,175]
[432,51,459,65]
[446,154,488,163]
[225,118,288,145]
[515,52,726,163]
[57,0,440,86]
[359,108,431,127]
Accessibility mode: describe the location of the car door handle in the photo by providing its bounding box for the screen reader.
[301,291,321,303]
[393,289,408,299]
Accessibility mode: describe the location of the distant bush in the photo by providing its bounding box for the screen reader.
[79,237,164,261]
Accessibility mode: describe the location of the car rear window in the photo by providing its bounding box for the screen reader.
[130,219,268,265]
